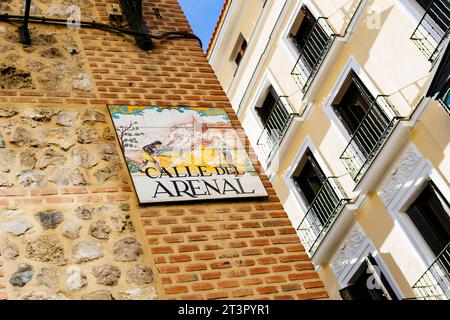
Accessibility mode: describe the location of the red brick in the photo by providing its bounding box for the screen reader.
[158,266,180,274]
[295,262,315,271]
[224,270,247,278]
[179,294,203,300]
[192,283,214,291]
[297,291,329,300]
[171,226,191,233]
[279,254,309,263]
[178,245,200,252]
[175,274,199,283]
[232,289,254,298]
[304,280,325,289]
[229,241,247,248]
[272,265,293,273]
[188,234,208,242]
[210,261,232,269]
[257,286,278,295]
[151,246,174,254]
[205,292,229,300]
[242,249,262,256]
[194,253,216,260]
[242,278,263,286]
[166,286,189,295]
[145,227,167,235]
[169,254,191,263]
[266,275,287,284]
[185,263,208,272]
[250,239,270,246]
[217,280,239,289]
[201,272,221,280]
[264,247,284,254]
[163,236,184,243]
[288,272,319,281]
[281,283,302,292]
[249,267,270,275]
[257,257,278,265]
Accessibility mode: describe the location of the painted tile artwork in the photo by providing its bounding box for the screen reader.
[109,106,268,204]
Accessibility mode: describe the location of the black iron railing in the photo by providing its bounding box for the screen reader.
[340,95,404,182]
[291,17,336,94]
[296,177,350,255]
[411,0,450,62]
[413,243,450,300]
[256,96,299,162]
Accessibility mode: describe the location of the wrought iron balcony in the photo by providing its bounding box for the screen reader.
[411,0,450,62]
[291,17,336,94]
[413,243,450,300]
[297,177,350,255]
[256,96,299,162]
[340,95,404,182]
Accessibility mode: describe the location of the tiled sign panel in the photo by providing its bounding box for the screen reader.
[109,106,268,204]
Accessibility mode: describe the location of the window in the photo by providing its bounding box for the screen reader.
[255,86,279,127]
[332,71,389,157]
[293,150,326,208]
[233,35,247,68]
[290,6,316,53]
[340,254,399,300]
[289,6,330,74]
[332,71,376,134]
[407,181,450,257]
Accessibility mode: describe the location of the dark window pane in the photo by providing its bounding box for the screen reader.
[340,255,398,300]
[333,72,376,134]
[407,181,450,257]
[235,38,247,67]
[292,7,316,52]
[293,151,326,206]
[256,86,278,127]
[332,72,390,159]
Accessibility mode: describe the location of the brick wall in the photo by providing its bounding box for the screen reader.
[0,0,328,300]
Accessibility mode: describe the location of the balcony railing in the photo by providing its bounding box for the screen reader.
[413,243,450,300]
[340,95,404,182]
[256,96,299,162]
[291,17,336,94]
[411,0,450,62]
[297,177,350,255]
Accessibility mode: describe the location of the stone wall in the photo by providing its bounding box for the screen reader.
[0,0,95,93]
[0,105,157,300]
[0,0,328,300]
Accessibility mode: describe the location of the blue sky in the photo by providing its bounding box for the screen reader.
[179,0,225,52]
